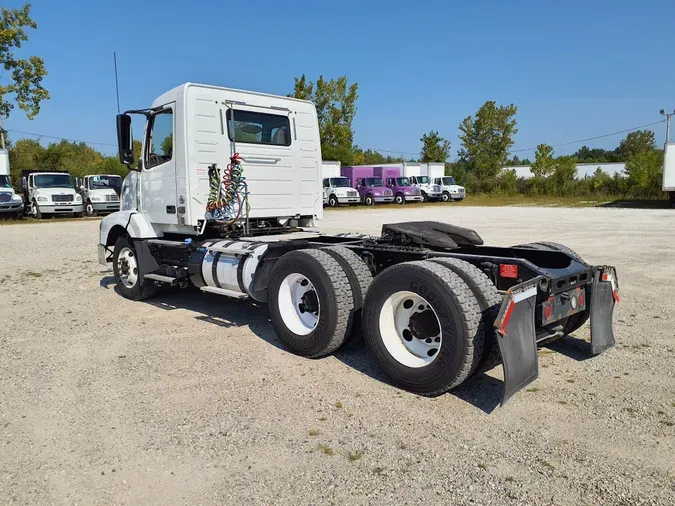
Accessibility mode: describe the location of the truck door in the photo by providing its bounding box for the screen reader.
[142,105,177,225]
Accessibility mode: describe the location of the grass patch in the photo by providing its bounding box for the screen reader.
[556,400,568,405]
[505,476,515,483]
[334,401,343,409]
[317,417,327,422]
[316,444,335,456]
[525,387,540,393]
[672,402,675,408]
[566,379,575,383]
[477,463,488,470]
[660,420,674,427]
[537,459,555,471]
[347,451,362,462]
[539,349,554,355]
[23,271,42,278]
[308,429,321,436]
[657,410,666,415]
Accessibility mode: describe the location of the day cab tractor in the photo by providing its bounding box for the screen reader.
[98,82,619,405]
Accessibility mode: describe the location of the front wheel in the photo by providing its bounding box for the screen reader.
[364,194,375,206]
[32,200,44,219]
[112,236,157,301]
[395,193,405,205]
[420,192,428,203]
[441,192,450,202]
[328,195,339,208]
[85,200,97,216]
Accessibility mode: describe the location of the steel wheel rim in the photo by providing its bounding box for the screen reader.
[86,202,94,214]
[278,273,320,335]
[379,291,442,368]
[118,247,138,288]
[442,193,449,202]
[396,195,404,204]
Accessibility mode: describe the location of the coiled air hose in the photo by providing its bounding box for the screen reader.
[205,152,249,224]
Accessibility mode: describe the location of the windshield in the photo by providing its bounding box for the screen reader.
[89,175,122,190]
[396,177,411,186]
[34,174,73,189]
[0,175,11,188]
[329,177,350,188]
[365,178,383,187]
[442,177,456,185]
[417,176,430,184]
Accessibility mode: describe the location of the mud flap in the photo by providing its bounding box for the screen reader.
[590,267,618,355]
[494,277,542,406]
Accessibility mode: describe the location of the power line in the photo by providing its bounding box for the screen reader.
[4,129,117,147]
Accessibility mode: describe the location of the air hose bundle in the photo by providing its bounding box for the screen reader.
[205,152,249,223]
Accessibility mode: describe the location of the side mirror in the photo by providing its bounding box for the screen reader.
[21,177,27,190]
[116,114,136,168]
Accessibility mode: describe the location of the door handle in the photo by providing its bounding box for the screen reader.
[239,156,281,164]
[166,205,176,214]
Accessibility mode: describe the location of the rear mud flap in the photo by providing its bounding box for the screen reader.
[494,277,542,406]
[590,267,618,355]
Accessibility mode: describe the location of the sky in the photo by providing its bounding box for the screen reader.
[3,0,675,160]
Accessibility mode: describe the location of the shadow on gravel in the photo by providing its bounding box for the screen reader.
[544,334,593,361]
[596,199,669,209]
[99,275,116,289]
[127,286,504,413]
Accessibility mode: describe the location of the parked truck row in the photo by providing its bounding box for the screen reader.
[0,152,122,220]
[322,161,466,207]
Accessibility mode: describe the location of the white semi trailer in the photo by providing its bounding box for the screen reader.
[0,150,24,217]
[663,143,675,208]
[98,82,619,404]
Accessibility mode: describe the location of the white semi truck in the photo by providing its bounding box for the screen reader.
[98,82,619,404]
[22,170,84,219]
[402,162,443,202]
[0,150,24,217]
[425,162,466,202]
[321,161,360,207]
[663,143,675,208]
[77,174,122,216]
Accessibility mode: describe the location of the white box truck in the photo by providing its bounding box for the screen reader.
[96,81,620,404]
[77,174,122,216]
[0,149,24,217]
[426,162,466,202]
[402,162,442,201]
[663,143,675,208]
[321,160,360,207]
[21,170,84,219]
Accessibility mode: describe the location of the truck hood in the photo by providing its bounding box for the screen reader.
[443,185,464,192]
[365,187,393,196]
[330,187,358,196]
[0,187,21,201]
[87,188,120,198]
[33,188,78,198]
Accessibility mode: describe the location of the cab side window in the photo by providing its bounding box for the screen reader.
[323,178,329,188]
[146,109,174,169]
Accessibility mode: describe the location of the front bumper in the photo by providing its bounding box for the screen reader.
[39,204,84,213]
[98,244,108,265]
[373,196,394,203]
[0,202,23,213]
[405,195,424,202]
[450,193,465,199]
[91,202,121,212]
[337,196,361,204]
[494,266,618,405]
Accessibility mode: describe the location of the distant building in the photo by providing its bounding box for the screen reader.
[501,162,626,179]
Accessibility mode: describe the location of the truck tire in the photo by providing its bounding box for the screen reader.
[512,241,589,338]
[112,235,158,301]
[441,192,450,202]
[328,195,338,208]
[362,261,485,396]
[394,193,405,205]
[322,246,373,341]
[85,200,97,216]
[364,194,375,206]
[430,257,503,371]
[420,192,428,203]
[32,200,44,220]
[268,249,355,358]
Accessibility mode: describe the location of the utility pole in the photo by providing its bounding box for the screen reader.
[0,117,5,150]
[660,109,674,145]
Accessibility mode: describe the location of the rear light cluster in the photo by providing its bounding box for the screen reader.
[500,264,519,279]
[541,286,586,325]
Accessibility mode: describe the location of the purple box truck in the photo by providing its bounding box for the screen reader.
[373,166,423,204]
[341,166,394,205]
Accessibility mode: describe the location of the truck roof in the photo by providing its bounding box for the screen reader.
[21,170,69,177]
[151,82,316,110]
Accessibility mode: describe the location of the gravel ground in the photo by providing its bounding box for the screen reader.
[1,205,674,505]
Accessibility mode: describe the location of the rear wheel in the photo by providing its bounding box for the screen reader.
[112,236,157,301]
[395,193,405,205]
[268,249,355,358]
[362,261,484,395]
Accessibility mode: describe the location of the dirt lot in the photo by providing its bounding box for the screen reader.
[1,205,674,505]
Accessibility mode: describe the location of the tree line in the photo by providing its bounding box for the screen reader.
[289,74,665,199]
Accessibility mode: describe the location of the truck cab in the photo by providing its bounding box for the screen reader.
[433,176,466,202]
[22,171,83,219]
[78,174,122,216]
[0,150,23,217]
[385,177,422,204]
[322,177,360,207]
[409,175,442,202]
[355,177,393,206]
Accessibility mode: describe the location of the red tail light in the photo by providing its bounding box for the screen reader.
[500,264,519,279]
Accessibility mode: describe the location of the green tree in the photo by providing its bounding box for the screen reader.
[624,149,663,197]
[161,135,172,157]
[551,155,577,194]
[616,130,656,160]
[133,139,142,162]
[530,144,556,178]
[290,74,359,165]
[7,137,45,184]
[457,101,518,180]
[0,4,49,126]
[40,140,104,178]
[419,130,450,163]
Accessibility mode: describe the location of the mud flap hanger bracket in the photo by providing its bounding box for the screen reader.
[494,276,543,407]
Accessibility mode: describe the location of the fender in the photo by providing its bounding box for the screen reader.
[99,210,158,246]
